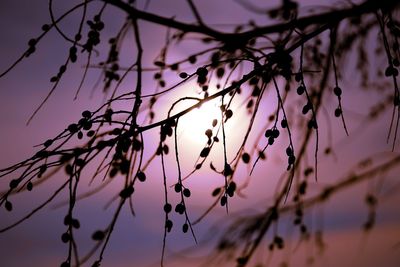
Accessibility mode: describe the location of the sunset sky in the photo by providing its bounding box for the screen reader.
[0,1,399,267]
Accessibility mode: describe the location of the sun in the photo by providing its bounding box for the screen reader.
[179,100,221,145]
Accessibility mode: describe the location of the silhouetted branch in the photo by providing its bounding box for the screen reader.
[1,0,400,266]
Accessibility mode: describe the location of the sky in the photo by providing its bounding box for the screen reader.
[0,0,400,267]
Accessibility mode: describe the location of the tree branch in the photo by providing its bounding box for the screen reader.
[104,0,399,43]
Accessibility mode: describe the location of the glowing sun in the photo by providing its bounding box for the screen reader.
[179,101,221,145]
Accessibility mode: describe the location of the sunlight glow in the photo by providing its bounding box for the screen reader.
[179,101,221,145]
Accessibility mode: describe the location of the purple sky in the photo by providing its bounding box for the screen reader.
[1,1,400,267]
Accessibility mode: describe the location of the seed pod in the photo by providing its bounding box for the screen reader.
[165,220,173,232]
[163,203,172,213]
[288,155,296,165]
[5,201,13,211]
[200,147,210,157]
[216,67,225,78]
[179,72,188,79]
[242,153,250,164]
[281,119,287,128]
[183,188,191,198]
[137,171,146,182]
[9,179,19,189]
[27,181,33,191]
[205,129,213,138]
[170,63,179,70]
[272,129,280,138]
[68,124,78,133]
[212,187,221,197]
[189,55,197,64]
[154,61,165,67]
[286,146,293,156]
[196,67,207,77]
[333,86,342,96]
[175,203,185,214]
[220,195,227,206]
[174,183,182,192]
[334,108,342,117]
[182,223,189,233]
[72,219,80,229]
[302,103,311,114]
[268,137,274,145]
[61,232,70,243]
[119,186,134,198]
[299,181,307,195]
[41,24,50,31]
[296,85,305,95]
[82,110,91,118]
[225,109,233,119]
[92,230,105,241]
[385,66,394,77]
[44,139,53,148]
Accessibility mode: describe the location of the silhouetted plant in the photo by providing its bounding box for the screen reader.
[1,0,400,267]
